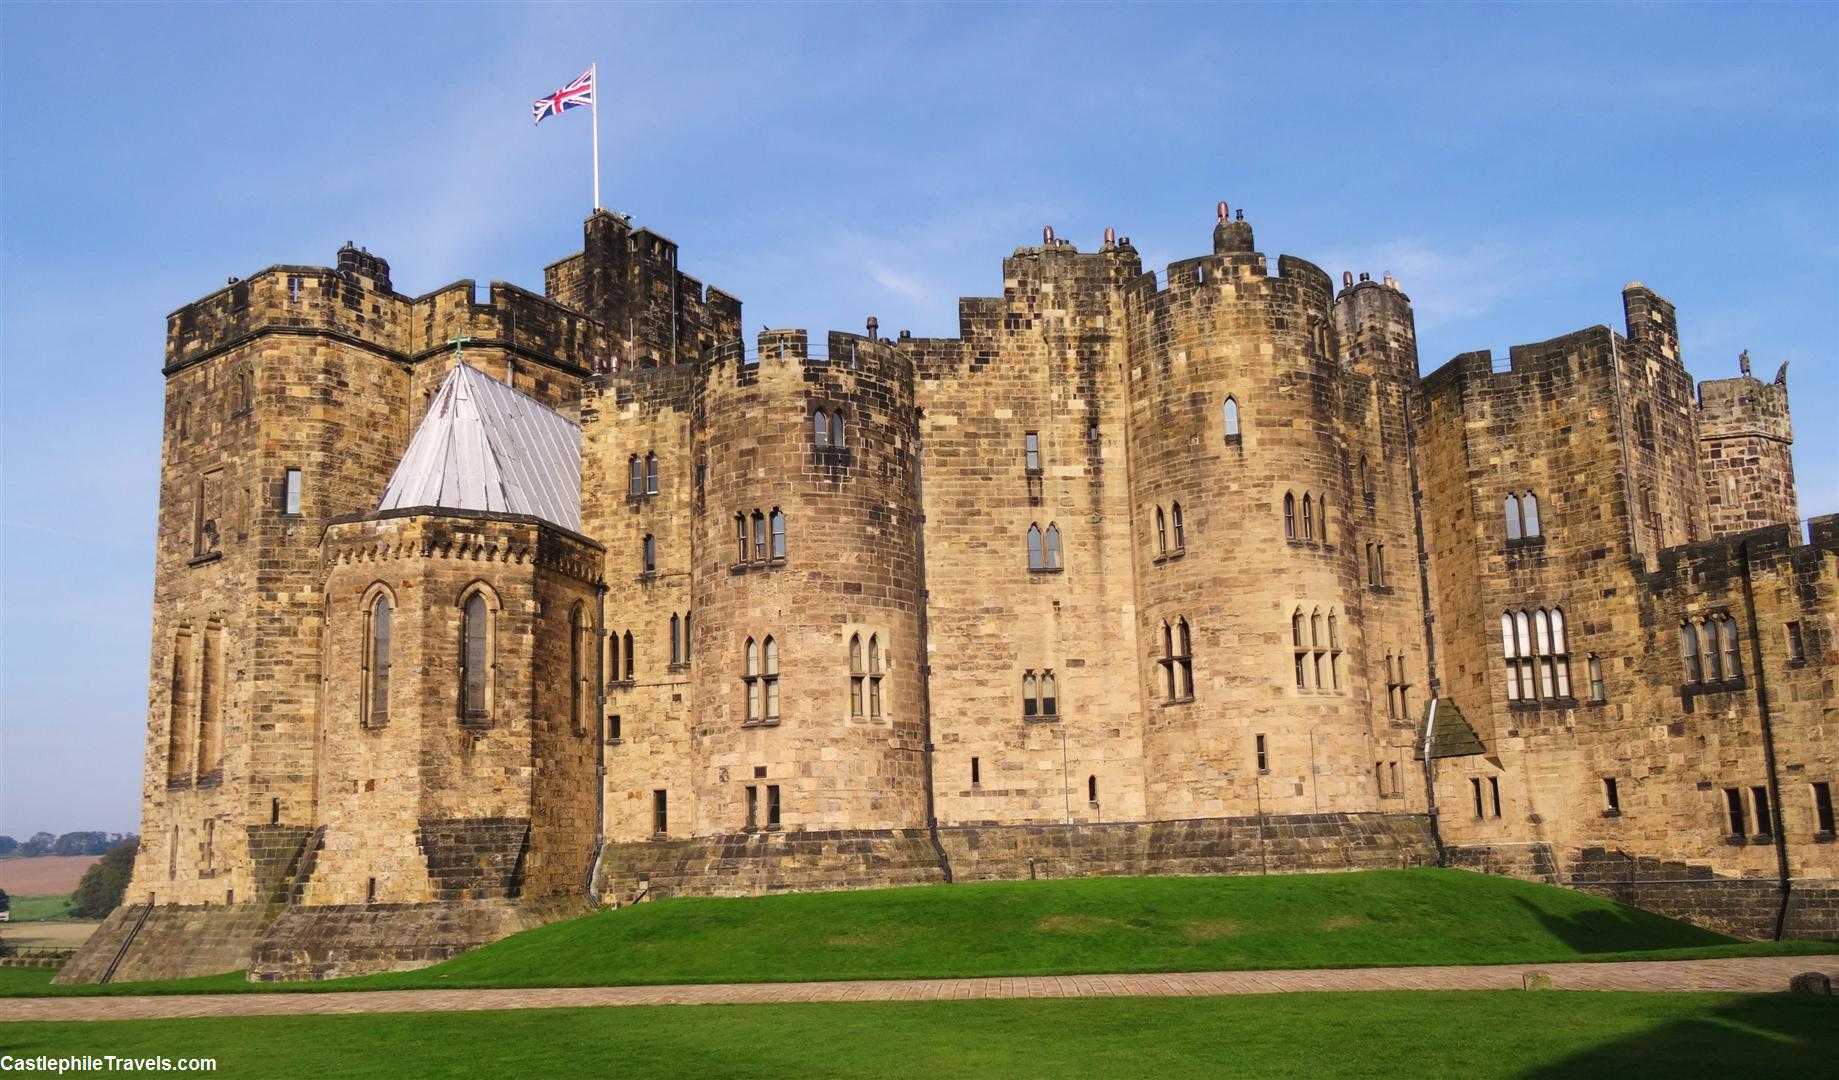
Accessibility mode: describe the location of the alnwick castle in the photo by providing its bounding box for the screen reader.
[61,203,1836,982]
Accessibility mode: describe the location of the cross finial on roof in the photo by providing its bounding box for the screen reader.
[447,333,474,364]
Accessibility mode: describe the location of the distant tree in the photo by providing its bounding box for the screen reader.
[0,836,16,857]
[69,841,138,919]
[53,832,112,856]
[18,832,55,857]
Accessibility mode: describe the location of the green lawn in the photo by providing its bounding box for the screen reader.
[3,869,1833,998]
[2,993,1833,1078]
[2,895,72,922]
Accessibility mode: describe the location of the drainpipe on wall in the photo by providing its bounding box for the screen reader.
[1738,539,1793,939]
[585,581,609,904]
[910,417,953,883]
[1419,698,1447,867]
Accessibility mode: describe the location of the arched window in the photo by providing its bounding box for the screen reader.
[642,534,656,573]
[762,637,780,721]
[829,410,844,448]
[1310,609,1323,649]
[1720,616,1741,679]
[1328,613,1339,650]
[1023,670,1038,717]
[1044,524,1062,569]
[628,455,643,496]
[622,630,634,682]
[167,628,194,780]
[1680,623,1701,683]
[1040,670,1058,717]
[735,513,748,563]
[1535,609,1555,698]
[745,638,762,722]
[1088,775,1098,805]
[813,410,830,448]
[1549,608,1570,696]
[1301,494,1314,540]
[196,620,223,775]
[1702,619,1722,682]
[770,509,786,559]
[1505,494,1522,540]
[867,634,883,719]
[1292,609,1305,648]
[461,589,493,724]
[683,612,691,665]
[669,613,682,666]
[1156,506,1167,554]
[752,511,767,562]
[645,452,659,495]
[1171,503,1184,550]
[608,629,622,686]
[1223,397,1241,440]
[849,634,865,717]
[1316,495,1327,543]
[1174,619,1193,699]
[1514,611,1533,700]
[1027,524,1044,570]
[1162,622,1177,701]
[1284,492,1296,540]
[1501,613,1518,700]
[571,602,589,733]
[363,591,392,728]
[1522,492,1540,537]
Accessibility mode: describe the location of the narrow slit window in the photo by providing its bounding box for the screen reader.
[1024,431,1040,473]
[1813,782,1835,835]
[1752,786,1772,837]
[771,509,786,559]
[642,534,656,573]
[753,512,766,562]
[1171,503,1185,550]
[1044,524,1062,569]
[653,790,668,835]
[813,410,830,448]
[284,468,301,515]
[645,452,659,495]
[1471,777,1484,817]
[971,757,981,785]
[867,634,883,719]
[1255,733,1268,773]
[1490,777,1502,818]
[629,455,643,496]
[849,634,865,718]
[1088,775,1098,806]
[1301,494,1314,540]
[461,592,490,724]
[1223,397,1240,440]
[1786,621,1806,663]
[1156,506,1167,554]
[1603,778,1620,813]
[1724,787,1746,836]
[1284,493,1296,540]
[365,593,391,727]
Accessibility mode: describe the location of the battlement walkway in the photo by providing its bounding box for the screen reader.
[7,956,1835,1022]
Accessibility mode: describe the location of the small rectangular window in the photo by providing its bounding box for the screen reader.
[652,790,668,835]
[745,786,758,830]
[1786,621,1805,663]
[767,784,781,827]
[608,714,622,742]
[1490,777,1502,819]
[1724,787,1746,836]
[971,757,981,785]
[1389,761,1399,796]
[643,535,657,572]
[1813,782,1835,835]
[1810,782,1835,835]
[1471,777,1484,817]
[1024,432,1041,473]
[1255,734,1268,773]
[1375,761,1385,794]
[1752,786,1772,837]
[288,274,302,303]
[1603,778,1620,813]
[283,468,302,515]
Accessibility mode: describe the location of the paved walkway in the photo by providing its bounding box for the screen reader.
[6,956,1833,1023]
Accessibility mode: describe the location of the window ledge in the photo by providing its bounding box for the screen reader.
[1724,835,1748,846]
[625,493,655,504]
[1680,677,1747,698]
[1750,834,1775,846]
[1505,536,1546,551]
[606,738,623,747]
[459,720,493,735]
[1601,809,1621,818]
[742,719,782,729]
[165,778,193,791]
[1812,832,1835,844]
[1160,696,1196,707]
[1027,566,1064,575]
[1787,658,1808,669]
[1367,584,1394,595]
[1224,434,1242,448]
[361,721,390,732]
[194,770,223,789]
[187,551,224,568]
[1025,468,1044,479]
[608,679,634,691]
[1023,714,1061,724]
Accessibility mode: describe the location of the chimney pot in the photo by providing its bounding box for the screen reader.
[1218,201,1229,223]
[1043,225,1054,244]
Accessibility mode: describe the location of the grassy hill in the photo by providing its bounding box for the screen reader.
[3,868,1831,999]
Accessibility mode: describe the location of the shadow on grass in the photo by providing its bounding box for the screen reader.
[1512,895,1726,955]
[1518,994,1838,1078]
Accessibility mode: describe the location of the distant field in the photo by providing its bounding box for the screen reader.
[4,894,73,922]
[0,856,99,895]
[1,921,99,950]
[1,993,1833,1078]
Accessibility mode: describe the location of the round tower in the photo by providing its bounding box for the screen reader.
[1123,212,1373,819]
[688,331,928,835]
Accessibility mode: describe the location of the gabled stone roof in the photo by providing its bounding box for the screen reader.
[377,363,581,533]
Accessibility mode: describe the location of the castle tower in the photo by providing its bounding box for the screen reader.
[685,330,929,835]
[1334,271,1434,805]
[1697,356,1798,536]
[1123,212,1376,818]
[130,254,419,911]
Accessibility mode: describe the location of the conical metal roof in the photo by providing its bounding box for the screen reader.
[377,363,581,533]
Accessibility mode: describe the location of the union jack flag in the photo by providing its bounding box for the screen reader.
[532,69,594,125]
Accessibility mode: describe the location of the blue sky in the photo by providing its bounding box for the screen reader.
[2,2,1834,837]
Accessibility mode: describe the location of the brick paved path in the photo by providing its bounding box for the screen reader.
[7,956,1834,1023]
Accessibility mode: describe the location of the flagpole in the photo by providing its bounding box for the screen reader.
[590,62,601,211]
